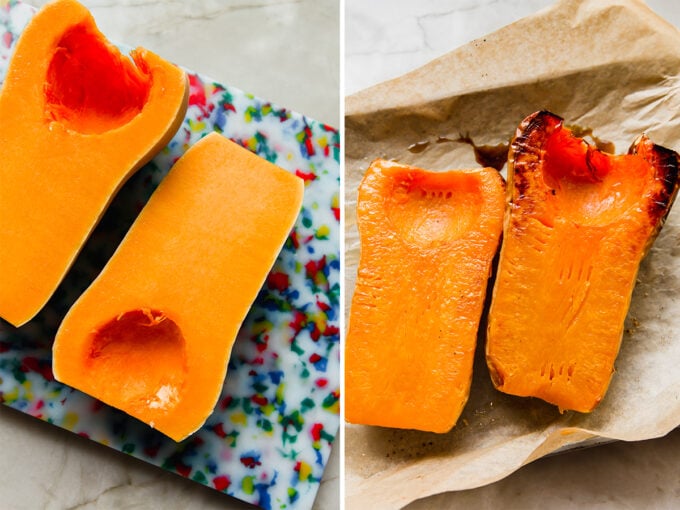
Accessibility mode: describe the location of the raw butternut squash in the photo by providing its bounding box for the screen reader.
[52,132,304,441]
[486,110,680,412]
[346,160,505,433]
[0,0,188,326]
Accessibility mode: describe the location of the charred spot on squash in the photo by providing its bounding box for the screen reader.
[384,170,483,247]
[629,136,680,224]
[509,111,558,202]
[487,359,505,388]
[85,309,187,415]
[44,23,152,134]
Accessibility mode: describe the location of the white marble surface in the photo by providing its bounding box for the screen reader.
[0,1,339,509]
[346,0,680,508]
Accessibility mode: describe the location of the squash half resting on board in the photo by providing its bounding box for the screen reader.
[486,110,680,413]
[52,133,304,441]
[346,160,505,433]
[0,0,188,326]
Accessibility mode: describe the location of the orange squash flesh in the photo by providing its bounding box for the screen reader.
[52,132,304,441]
[0,0,188,326]
[346,160,505,433]
[486,111,680,413]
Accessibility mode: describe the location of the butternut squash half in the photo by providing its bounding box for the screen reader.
[346,160,505,432]
[52,133,304,441]
[0,0,188,326]
[486,111,680,412]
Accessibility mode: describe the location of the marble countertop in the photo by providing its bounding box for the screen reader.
[0,1,338,509]
[346,0,680,508]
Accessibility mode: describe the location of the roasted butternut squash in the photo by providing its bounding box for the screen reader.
[52,132,304,441]
[346,160,505,432]
[486,111,680,412]
[0,0,188,326]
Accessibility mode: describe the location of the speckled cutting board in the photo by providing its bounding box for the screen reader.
[0,2,340,509]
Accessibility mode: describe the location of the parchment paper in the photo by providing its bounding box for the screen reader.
[345,0,680,508]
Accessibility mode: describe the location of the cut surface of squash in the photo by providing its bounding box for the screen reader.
[486,110,680,413]
[52,132,304,441]
[0,0,188,326]
[346,160,505,433]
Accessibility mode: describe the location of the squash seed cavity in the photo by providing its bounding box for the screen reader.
[44,23,151,134]
[86,309,187,414]
[385,173,483,247]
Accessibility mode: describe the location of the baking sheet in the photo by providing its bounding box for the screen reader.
[0,2,340,509]
[345,0,680,507]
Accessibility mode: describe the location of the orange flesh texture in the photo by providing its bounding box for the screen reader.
[346,160,505,432]
[486,111,679,413]
[0,0,188,326]
[52,133,304,441]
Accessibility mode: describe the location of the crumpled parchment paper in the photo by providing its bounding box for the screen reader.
[345,0,680,508]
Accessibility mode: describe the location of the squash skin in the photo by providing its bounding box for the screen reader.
[486,111,680,413]
[0,0,188,326]
[346,160,505,433]
[52,133,304,442]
